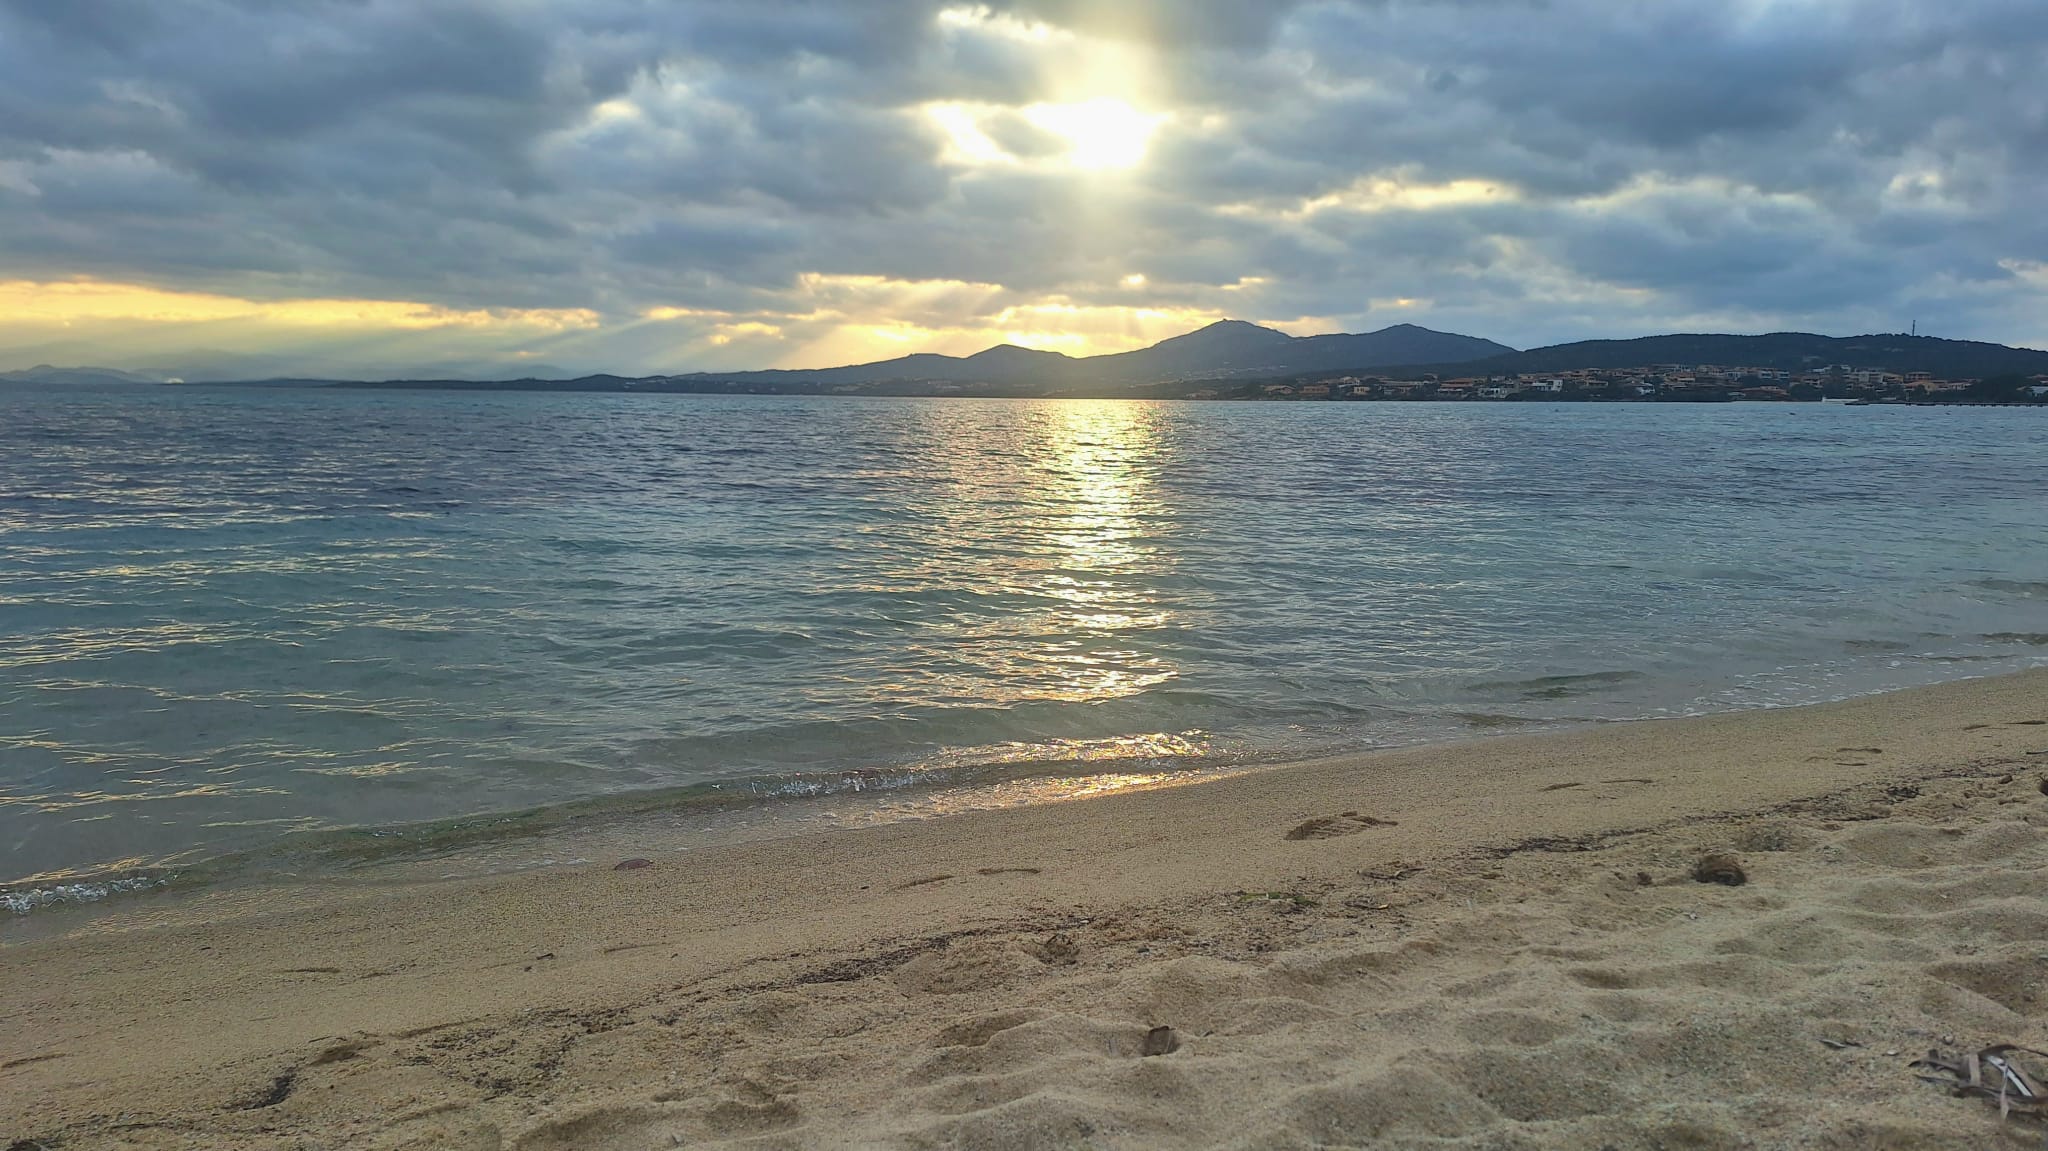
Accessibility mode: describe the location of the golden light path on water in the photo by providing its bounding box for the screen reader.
[841,398,1206,796]
[1033,400,1177,701]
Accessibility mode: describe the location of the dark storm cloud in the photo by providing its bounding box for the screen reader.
[1,0,2045,375]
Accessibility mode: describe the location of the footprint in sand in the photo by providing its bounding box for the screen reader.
[1544,778,1652,794]
[894,874,955,890]
[1286,811,1396,841]
[895,868,1041,890]
[932,1009,1041,1048]
[1804,747,1883,766]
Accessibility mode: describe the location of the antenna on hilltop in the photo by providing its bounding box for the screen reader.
[1910,318,1917,338]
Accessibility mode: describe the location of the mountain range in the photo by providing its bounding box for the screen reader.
[0,322,1500,389]
[7,322,2047,392]
[674,321,1515,387]
[0,364,171,388]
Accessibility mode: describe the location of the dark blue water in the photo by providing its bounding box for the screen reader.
[4,387,2046,903]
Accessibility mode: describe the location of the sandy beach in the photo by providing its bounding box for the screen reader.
[8,670,2048,1149]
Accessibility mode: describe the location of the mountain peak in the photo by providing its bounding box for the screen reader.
[1156,319,1294,348]
[964,343,1071,363]
[1190,318,1292,340]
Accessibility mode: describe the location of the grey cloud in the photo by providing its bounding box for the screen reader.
[991,0,1309,49]
[1,0,2046,375]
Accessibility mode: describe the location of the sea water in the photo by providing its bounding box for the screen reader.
[4,387,2046,907]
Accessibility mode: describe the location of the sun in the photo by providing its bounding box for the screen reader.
[1024,99,1164,171]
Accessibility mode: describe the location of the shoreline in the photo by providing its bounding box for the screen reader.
[7,669,2048,1147]
[11,647,2045,917]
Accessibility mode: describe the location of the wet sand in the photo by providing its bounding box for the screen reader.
[7,670,2048,1149]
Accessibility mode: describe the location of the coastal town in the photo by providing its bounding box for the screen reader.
[1197,365,2048,403]
[331,361,2048,403]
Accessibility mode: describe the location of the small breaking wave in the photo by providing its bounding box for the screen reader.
[1467,670,1645,700]
[1454,711,1553,729]
[1,872,170,916]
[2,732,1226,913]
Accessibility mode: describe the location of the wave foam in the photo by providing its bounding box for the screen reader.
[2,874,167,916]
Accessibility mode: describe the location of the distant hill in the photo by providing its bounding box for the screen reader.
[1082,320,1512,381]
[1081,319,1294,379]
[683,320,1515,388]
[5,322,1517,392]
[700,345,1077,388]
[77,324,2048,397]
[0,364,169,387]
[1410,332,2048,379]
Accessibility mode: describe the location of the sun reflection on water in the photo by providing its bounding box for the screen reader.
[999,400,1178,703]
[845,399,1185,708]
[1029,403,1178,701]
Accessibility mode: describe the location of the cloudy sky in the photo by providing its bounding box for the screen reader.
[2,0,2044,379]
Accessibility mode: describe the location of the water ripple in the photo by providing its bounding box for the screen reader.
[3,388,2047,890]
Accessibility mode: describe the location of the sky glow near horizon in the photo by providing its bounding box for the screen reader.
[1,0,2045,380]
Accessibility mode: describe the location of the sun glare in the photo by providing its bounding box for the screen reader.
[926,99,1163,173]
[1024,99,1162,171]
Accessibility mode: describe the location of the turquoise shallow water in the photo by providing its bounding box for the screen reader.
[3,387,2047,905]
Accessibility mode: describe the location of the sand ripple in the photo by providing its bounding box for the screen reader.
[18,766,2047,1149]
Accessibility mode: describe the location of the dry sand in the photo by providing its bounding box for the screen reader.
[8,670,2048,1149]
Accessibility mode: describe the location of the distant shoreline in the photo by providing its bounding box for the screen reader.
[19,323,2048,399]
[185,376,2048,406]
